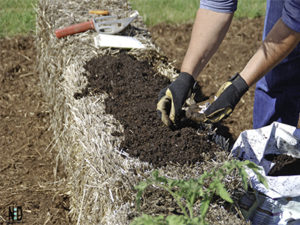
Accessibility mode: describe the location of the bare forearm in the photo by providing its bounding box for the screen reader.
[240,19,300,86]
[181,8,233,80]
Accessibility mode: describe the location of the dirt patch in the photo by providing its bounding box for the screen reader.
[265,154,300,176]
[75,52,224,168]
[0,36,70,224]
[149,18,265,140]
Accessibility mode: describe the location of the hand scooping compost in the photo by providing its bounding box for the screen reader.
[75,52,225,168]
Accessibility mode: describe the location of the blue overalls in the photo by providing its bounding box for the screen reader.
[253,0,300,129]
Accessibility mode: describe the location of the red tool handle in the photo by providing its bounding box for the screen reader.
[55,20,95,38]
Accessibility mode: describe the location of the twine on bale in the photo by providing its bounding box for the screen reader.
[36,0,248,224]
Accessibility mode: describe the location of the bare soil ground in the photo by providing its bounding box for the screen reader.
[0,36,70,224]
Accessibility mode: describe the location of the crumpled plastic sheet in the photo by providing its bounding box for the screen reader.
[231,122,300,225]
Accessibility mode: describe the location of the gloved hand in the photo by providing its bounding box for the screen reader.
[157,72,195,127]
[204,73,249,123]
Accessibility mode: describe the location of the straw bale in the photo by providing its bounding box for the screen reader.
[36,0,247,224]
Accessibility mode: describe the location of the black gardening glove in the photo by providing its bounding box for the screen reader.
[204,73,249,123]
[157,72,195,127]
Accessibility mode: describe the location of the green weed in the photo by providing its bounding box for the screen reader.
[131,159,267,225]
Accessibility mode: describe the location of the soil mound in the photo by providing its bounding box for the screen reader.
[75,52,224,168]
[266,154,300,176]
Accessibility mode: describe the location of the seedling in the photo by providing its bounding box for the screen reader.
[131,159,268,225]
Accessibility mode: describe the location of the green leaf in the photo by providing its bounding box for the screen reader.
[215,182,233,203]
[135,181,151,210]
[167,179,181,187]
[200,198,210,219]
[152,170,168,184]
[199,171,209,182]
[152,170,159,178]
[136,191,143,210]
[239,167,249,191]
[135,181,149,191]
[190,217,203,225]
[217,168,226,176]
[130,214,166,225]
[253,169,269,189]
[166,215,188,225]
[244,160,261,170]
[244,160,269,189]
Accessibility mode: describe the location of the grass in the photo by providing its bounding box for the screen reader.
[129,0,199,26]
[0,0,38,37]
[0,0,265,36]
[235,0,266,19]
[129,0,266,26]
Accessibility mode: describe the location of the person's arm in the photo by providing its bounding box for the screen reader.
[157,8,235,127]
[240,18,300,86]
[203,18,300,124]
[181,8,234,80]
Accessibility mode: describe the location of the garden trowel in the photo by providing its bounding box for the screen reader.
[55,10,139,38]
